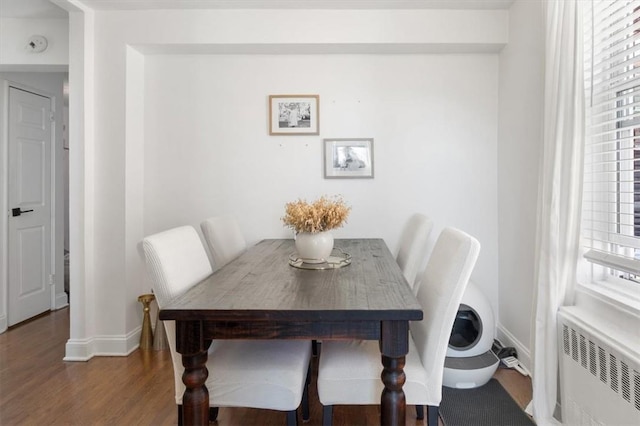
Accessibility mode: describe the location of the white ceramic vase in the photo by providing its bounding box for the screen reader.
[295,231,334,263]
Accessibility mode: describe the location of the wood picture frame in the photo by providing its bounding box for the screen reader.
[269,95,319,135]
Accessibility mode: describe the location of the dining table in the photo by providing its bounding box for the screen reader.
[159,238,423,426]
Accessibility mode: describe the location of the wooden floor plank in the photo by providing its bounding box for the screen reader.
[0,308,532,425]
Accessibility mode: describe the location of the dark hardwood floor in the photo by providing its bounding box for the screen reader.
[0,308,532,425]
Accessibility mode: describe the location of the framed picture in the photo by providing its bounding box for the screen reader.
[269,95,319,135]
[324,138,374,179]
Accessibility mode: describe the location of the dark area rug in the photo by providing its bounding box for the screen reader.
[440,379,535,426]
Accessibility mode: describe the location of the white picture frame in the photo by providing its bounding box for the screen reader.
[324,138,374,179]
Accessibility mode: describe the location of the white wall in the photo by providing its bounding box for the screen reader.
[496,0,544,370]
[0,18,69,71]
[0,72,69,332]
[59,5,508,358]
[144,54,500,309]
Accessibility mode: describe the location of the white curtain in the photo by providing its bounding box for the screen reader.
[531,0,585,424]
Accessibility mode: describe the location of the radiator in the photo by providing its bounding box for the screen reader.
[558,307,640,425]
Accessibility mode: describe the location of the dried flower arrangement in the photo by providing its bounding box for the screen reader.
[282,195,351,234]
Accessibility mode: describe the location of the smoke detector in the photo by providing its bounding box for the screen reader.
[26,35,48,53]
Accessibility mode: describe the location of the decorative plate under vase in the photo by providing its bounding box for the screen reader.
[289,249,351,270]
[295,231,334,263]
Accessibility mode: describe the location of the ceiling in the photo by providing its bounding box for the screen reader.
[0,0,515,18]
[0,0,67,18]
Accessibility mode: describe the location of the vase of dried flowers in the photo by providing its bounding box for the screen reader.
[282,195,351,263]
[294,231,334,263]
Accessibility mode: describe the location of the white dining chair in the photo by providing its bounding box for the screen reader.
[317,227,481,426]
[396,213,434,292]
[200,216,247,269]
[142,226,312,426]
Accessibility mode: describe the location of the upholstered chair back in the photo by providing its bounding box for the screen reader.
[201,216,247,269]
[396,213,434,292]
[410,227,480,405]
[142,225,213,404]
[142,225,212,308]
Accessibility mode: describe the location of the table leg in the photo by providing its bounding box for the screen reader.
[181,351,209,426]
[380,321,409,426]
[175,320,210,426]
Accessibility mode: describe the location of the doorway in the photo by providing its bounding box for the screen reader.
[7,86,54,326]
[0,73,68,332]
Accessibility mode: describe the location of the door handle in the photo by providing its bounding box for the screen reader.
[12,208,34,217]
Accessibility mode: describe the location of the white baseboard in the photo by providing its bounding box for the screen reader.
[64,337,95,361]
[54,292,69,310]
[63,326,142,361]
[496,322,532,374]
[0,313,6,334]
[93,326,141,356]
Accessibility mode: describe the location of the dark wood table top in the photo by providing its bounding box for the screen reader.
[159,238,423,323]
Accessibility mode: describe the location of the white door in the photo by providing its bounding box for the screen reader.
[8,87,52,326]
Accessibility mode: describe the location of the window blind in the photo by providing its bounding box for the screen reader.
[582,0,640,275]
